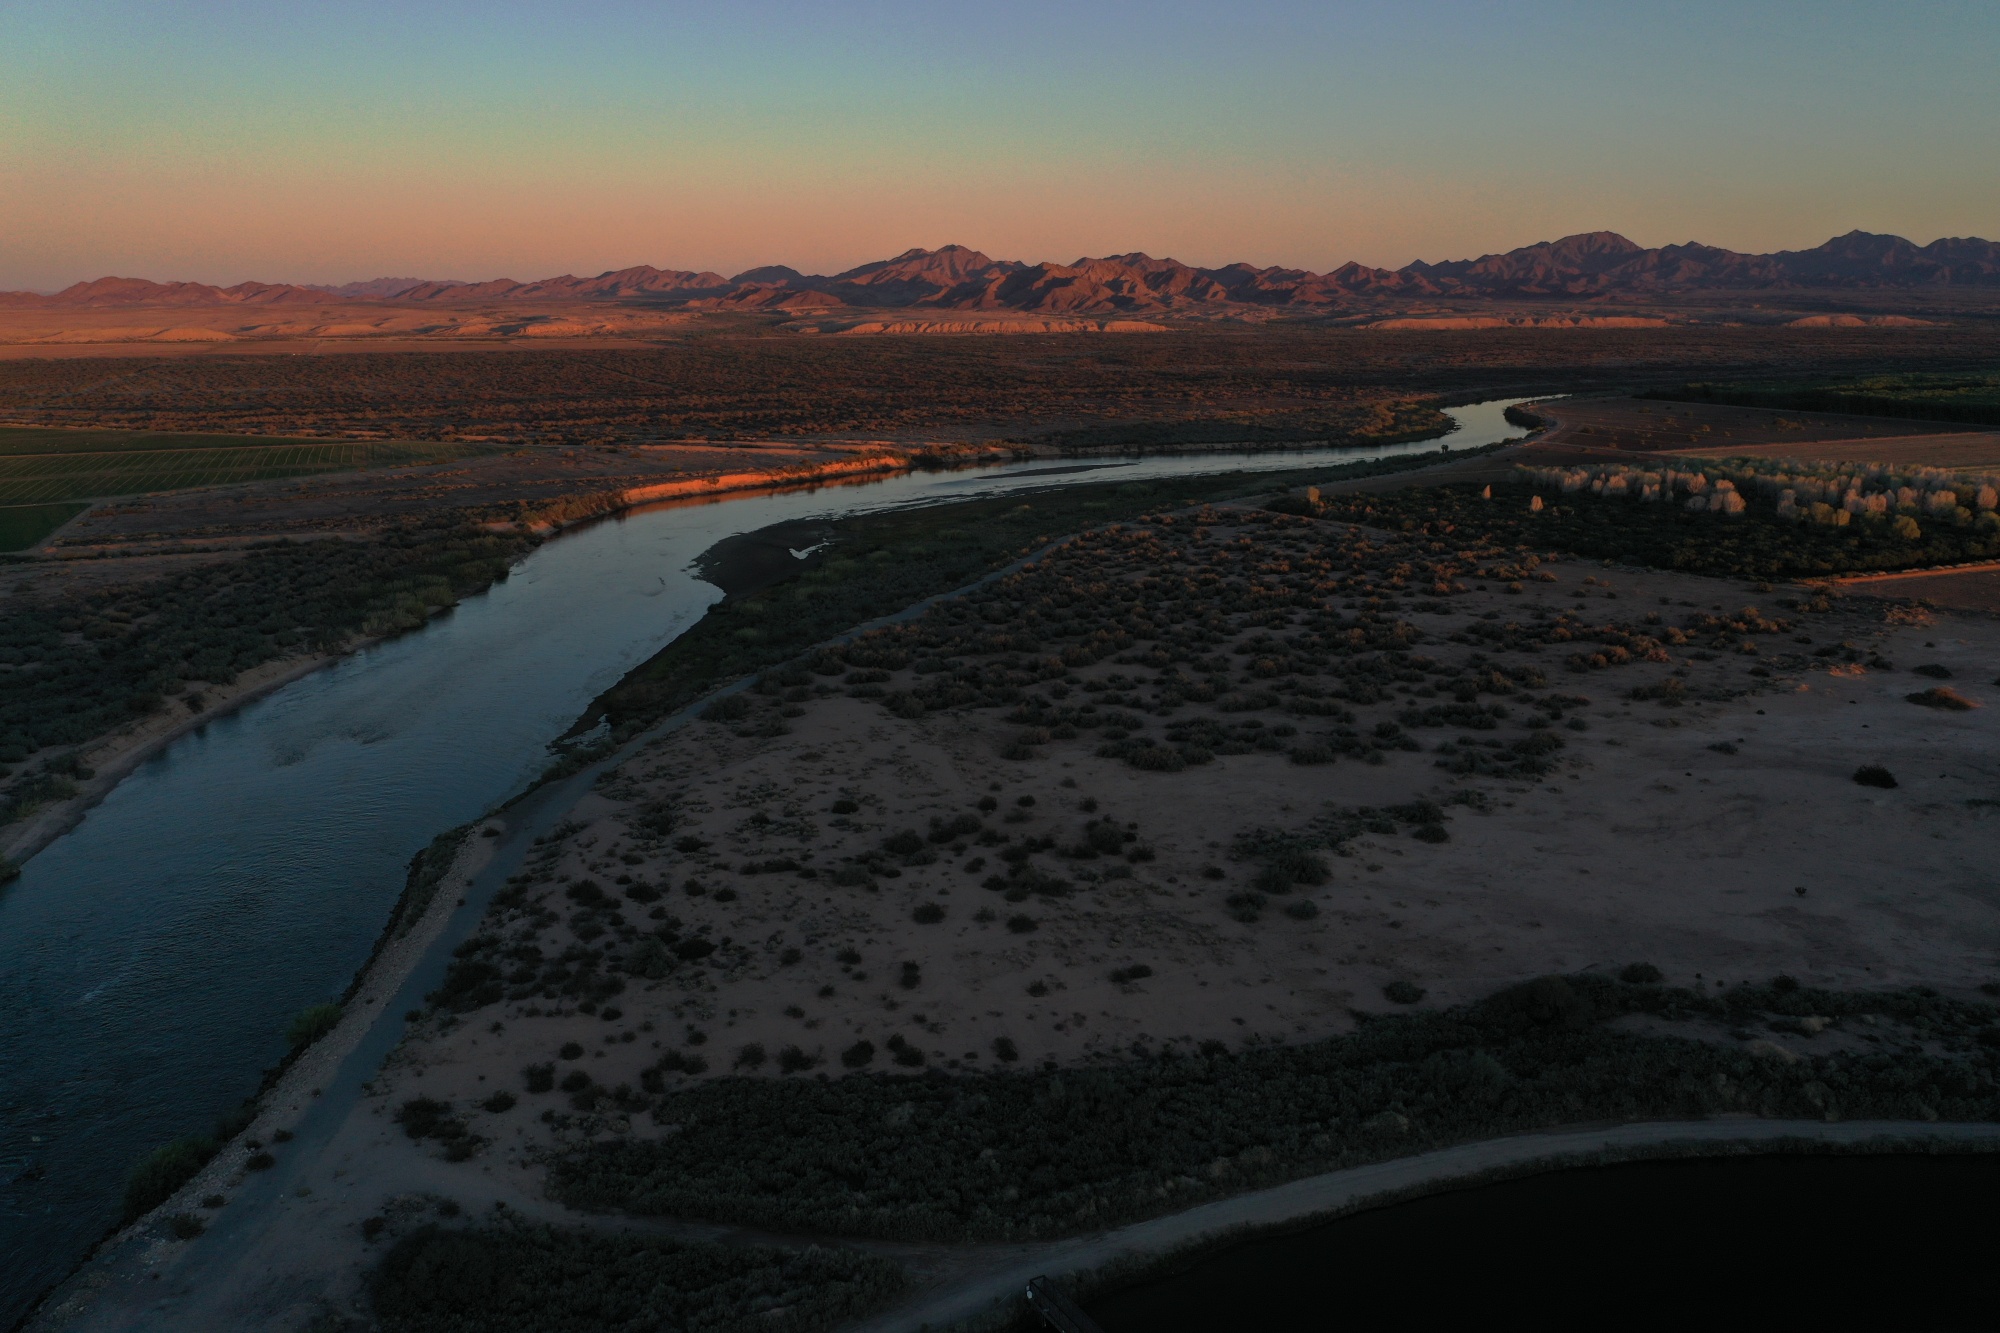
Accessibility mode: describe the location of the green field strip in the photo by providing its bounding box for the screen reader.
[0,503,91,552]
[0,432,486,504]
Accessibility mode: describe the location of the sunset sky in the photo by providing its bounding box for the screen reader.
[3,0,1996,289]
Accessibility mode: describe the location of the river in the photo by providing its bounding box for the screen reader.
[0,399,1529,1322]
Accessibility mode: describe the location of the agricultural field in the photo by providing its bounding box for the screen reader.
[0,426,486,507]
[0,502,90,552]
[1664,370,2000,426]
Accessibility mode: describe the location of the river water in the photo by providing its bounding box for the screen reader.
[0,400,1528,1322]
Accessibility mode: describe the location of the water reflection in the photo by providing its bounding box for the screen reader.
[0,401,1529,1320]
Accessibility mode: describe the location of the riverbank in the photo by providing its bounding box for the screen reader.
[52,444,2000,1329]
[0,650,336,867]
[0,447,969,875]
[19,438,1504,1328]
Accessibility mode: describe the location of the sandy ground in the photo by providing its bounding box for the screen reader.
[395,545,1998,1103]
[30,476,2000,1331]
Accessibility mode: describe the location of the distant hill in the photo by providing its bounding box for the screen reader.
[305,277,464,299]
[8,231,1998,315]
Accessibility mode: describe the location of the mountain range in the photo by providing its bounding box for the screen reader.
[7,231,1997,316]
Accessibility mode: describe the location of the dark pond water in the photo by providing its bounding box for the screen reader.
[1086,1153,2000,1332]
[0,405,1528,1324]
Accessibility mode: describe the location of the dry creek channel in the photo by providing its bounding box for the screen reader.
[0,405,1534,1324]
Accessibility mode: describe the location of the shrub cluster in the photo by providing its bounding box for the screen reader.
[547,975,2000,1244]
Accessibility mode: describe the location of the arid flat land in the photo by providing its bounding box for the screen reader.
[406,511,1996,1096]
[5,325,1997,449]
[0,302,705,349]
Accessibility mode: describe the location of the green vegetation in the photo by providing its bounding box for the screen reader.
[0,502,88,551]
[0,426,485,504]
[588,448,1487,734]
[0,521,530,820]
[1314,478,2000,577]
[123,1136,217,1223]
[390,825,475,936]
[548,975,2000,1243]
[1659,371,2000,426]
[285,1002,343,1049]
[370,1220,904,1333]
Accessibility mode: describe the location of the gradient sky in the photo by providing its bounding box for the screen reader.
[3,0,1996,289]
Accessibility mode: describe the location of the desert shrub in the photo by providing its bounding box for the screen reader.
[842,1041,876,1069]
[123,1136,216,1222]
[1109,965,1154,985]
[886,1035,926,1068]
[370,1222,904,1333]
[1005,914,1039,934]
[1283,899,1320,921]
[1251,865,1295,895]
[246,1152,275,1171]
[912,903,945,924]
[1225,891,1267,923]
[778,1045,817,1074]
[928,813,982,843]
[559,1070,591,1094]
[992,1037,1020,1063]
[165,1213,205,1240]
[551,973,2000,1246]
[1478,976,1592,1031]
[481,1092,518,1115]
[1619,963,1664,985]
[830,798,860,814]
[1908,687,1977,711]
[1125,745,1186,772]
[286,1002,343,1049]
[735,1044,767,1071]
[1383,980,1426,1004]
[899,961,923,989]
[700,694,754,723]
